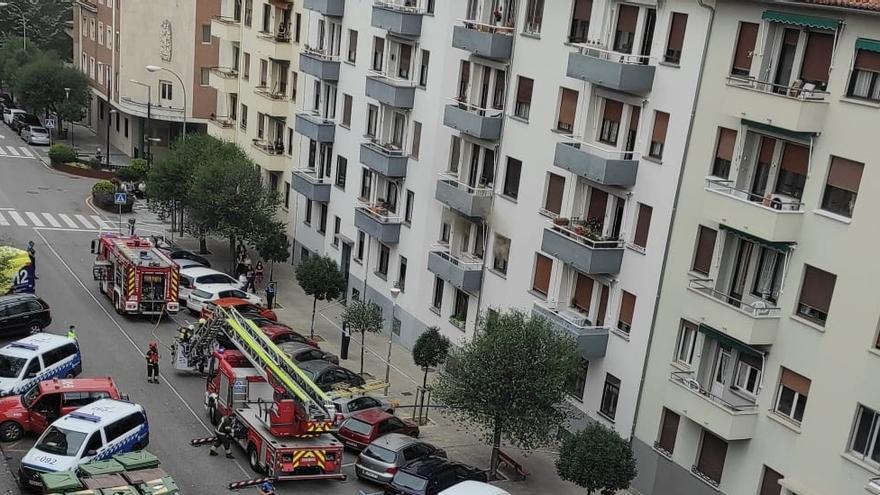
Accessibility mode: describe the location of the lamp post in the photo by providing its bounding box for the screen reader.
[63,87,71,146]
[385,286,401,395]
[129,80,152,162]
[106,108,117,167]
[0,2,27,49]
[145,65,186,141]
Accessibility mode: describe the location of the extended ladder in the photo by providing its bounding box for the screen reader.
[178,310,229,369]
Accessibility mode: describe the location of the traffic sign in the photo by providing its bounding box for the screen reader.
[114,192,128,205]
[44,118,56,129]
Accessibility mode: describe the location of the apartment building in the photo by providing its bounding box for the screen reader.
[73,0,218,161]
[632,1,880,494]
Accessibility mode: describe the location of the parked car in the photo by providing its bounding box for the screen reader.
[201,297,277,321]
[178,266,239,301]
[279,342,339,366]
[186,286,261,314]
[332,394,394,423]
[214,323,317,352]
[0,294,51,336]
[356,433,445,484]
[297,360,366,393]
[165,249,211,268]
[173,258,205,270]
[337,409,419,451]
[3,108,23,126]
[20,126,50,146]
[438,481,510,495]
[384,457,488,495]
[11,113,39,133]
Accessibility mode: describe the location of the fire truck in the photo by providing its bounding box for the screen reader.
[175,308,346,488]
[90,233,180,315]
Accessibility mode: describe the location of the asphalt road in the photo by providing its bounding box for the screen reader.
[0,129,378,494]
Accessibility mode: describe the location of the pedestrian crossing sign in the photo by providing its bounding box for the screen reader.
[45,118,56,129]
[114,192,128,205]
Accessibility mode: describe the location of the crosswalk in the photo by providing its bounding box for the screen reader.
[0,209,117,230]
[0,146,36,159]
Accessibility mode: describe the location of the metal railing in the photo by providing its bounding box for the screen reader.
[363,139,407,157]
[726,75,829,102]
[430,245,483,270]
[705,178,804,212]
[688,279,781,318]
[293,168,328,184]
[255,86,287,100]
[356,201,403,224]
[212,15,241,25]
[303,45,341,61]
[447,97,504,118]
[367,70,418,87]
[670,371,758,413]
[560,134,641,160]
[209,115,235,128]
[534,300,607,332]
[438,172,493,196]
[252,139,285,155]
[571,41,652,65]
[546,218,624,250]
[374,0,426,13]
[210,66,239,78]
[298,110,335,125]
[458,18,514,35]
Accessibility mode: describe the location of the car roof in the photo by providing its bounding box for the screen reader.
[0,293,40,304]
[195,284,242,295]
[39,377,116,394]
[400,456,461,477]
[439,481,510,495]
[55,399,142,431]
[214,297,256,308]
[278,341,315,353]
[371,432,421,450]
[1,334,73,357]
[296,359,337,373]
[350,408,394,424]
[259,324,293,337]
[174,258,203,268]
[180,266,222,276]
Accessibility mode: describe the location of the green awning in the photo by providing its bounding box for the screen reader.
[761,10,840,31]
[698,323,763,358]
[719,224,794,253]
[856,38,880,54]
[743,120,815,141]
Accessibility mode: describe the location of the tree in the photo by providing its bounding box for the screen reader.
[412,327,450,389]
[13,55,90,122]
[296,255,346,339]
[341,300,384,375]
[556,423,637,495]
[251,219,290,281]
[0,1,74,59]
[433,309,580,479]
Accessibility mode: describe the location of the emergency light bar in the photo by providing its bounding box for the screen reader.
[8,343,39,351]
[69,412,102,423]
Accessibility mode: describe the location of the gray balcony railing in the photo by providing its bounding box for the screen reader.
[434,173,493,219]
[688,279,782,318]
[554,135,639,187]
[443,99,503,140]
[670,371,758,413]
[210,66,239,79]
[451,19,514,59]
[427,246,483,292]
[706,178,804,212]
[365,72,417,108]
[360,140,409,178]
[354,201,403,243]
[567,42,655,94]
[299,47,341,81]
[532,300,609,359]
[726,75,829,103]
[292,169,331,202]
[372,0,425,37]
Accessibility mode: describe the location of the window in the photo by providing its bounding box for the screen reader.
[243,52,250,79]
[372,37,385,71]
[160,81,173,100]
[649,111,668,159]
[492,235,510,274]
[733,354,762,397]
[731,22,758,76]
[90,19,95,40]
[821,156,863,218]
[848,44,880,101]
[675,320,697,366]
[440,223,450,243]
[712,128,737,178]
[360,168,372,200]
[759,466,783,495]
[404,190,414,224]
[617,291,635,334]
[664,13,687,64]
[106,26,113,49]
[397,256,407,291]
[800,31,834,89]
[543,173,565,215]
[366,104,378,137]
[556,88,578,133]
[848,405,880,467]
[356,231,365,261]
[202,24,212,43]
[695,430,728,487]
[124,118,128,138]
[419,50,430,87]
[432,276,444,310]
[411,121,422,159]
[283,181,290,208]
[796,265,836,326]
[599,99,623,145]
[341,94,352,128]
[332,216,341,247]
[599,374,620,420]
[244,0,253,26]
[532,254,552,295]
[613,4,638,53]
[692,226,717,275]
[572,273,593,313]
[656,408,680,456]
[452,290,468,325]
[633,204,652,249]
[240,103,248,130]
[98,21,104,45]
[497,157,523,199]
[294,13,302,43]
[377,244,390,276]
[774,367,810,423]
[566,359,589,400]
[513,77,533,120]
[347,29,358,63]
[569,0,592,43]
[524,0,544,34]
[200,68,210,86]
[304,199,313,225]
[318,204,328,234]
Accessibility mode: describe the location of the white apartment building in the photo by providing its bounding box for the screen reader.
[286,0,711,438]
[632,1,880,494]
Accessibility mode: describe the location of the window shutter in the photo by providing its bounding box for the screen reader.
[574,0,593,19]
[827,157,864,193]
[800,32,834,83]
[732,22,759,74]
[596,285,609,326]
[715,128,737,162]
[533,254,552,294]
[780,367,811,396]
[616,4,638,33]
[558,88,579,129]
[759,466,783,495]
[780,143,809,176]
[573,273,594,311]
[692,226,717,274]
[657,408,680,453]
[758,137,776,164]
[696,431,728,484]
[545,174,565,214]
[652,112,669,143]
[855,49,880,72]
[666,13,688,52]
[586,189,608,222]
[629,106,641,131]
[618,291,636,327]
[634,204,652,248]
[738,353,763,370]
[799,265,836,313]
[517,77,534,102]
[603,99,623,124]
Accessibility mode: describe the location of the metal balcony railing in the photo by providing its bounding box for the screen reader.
[446,97,504,118]
[726,75,829,102]
[535,300,605,331]
[356,201,403,224]
[213,15,240,25]
[545,218,624,250]
[705,178,804,212]
[303,45,340,61]
[210,67,239,79]
[571,41,652,65]
[252,139,285,155]
[670,371,758,413]
[560,134,641,160]
[437,173,493,197]
[688,279,782,318]
[458,18,514,35]
[210,115,235,128]
[293,168,328,184]
[374,0,426,13]
[367,70,418,88]
[430,245,483,270]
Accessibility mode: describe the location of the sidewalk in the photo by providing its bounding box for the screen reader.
[38,122,130,167]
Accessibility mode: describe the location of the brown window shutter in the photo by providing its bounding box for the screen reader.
[558,88,579,129]
[731,22,759,74]
[517,77,534,103]
[666,13,688,52]
[574,0,593,19]
[827,156,864,193]
[603,99,623,124]
[533,254,553,295]
[759,466,783,495]
[780,367,811,396]
[855,49,880,72]
[692,226,717,275]
[657,408,680,454]
[616,4,638,34]
[596,285,609,326]
[697,431,728,484]
[780,143,809,176]
[783,28,800,46]
[573,273,594,312]
[800,32,833,84]
[545,173,565,214]
[618,291,636,327]
[586,189,608,223]
[715,128,737,162]
[652,111,669,143]
[758,137,776,164]
[629,106,641,131]
[799,265,836,313]
[634,204,652,248]
[738,353,763,370]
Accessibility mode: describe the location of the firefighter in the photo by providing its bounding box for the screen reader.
[145,341,160,383]
[177,324,194,343]
[210,411,235,458]
[67,325,77,340]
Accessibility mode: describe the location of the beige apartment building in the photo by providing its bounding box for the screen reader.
[632,0,880,494]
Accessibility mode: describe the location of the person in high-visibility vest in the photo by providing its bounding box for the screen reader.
[67,325,77,340]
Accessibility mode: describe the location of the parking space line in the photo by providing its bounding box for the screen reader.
[19,147,34,157]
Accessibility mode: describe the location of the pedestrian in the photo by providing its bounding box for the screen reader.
[244,254,253,271]
[258,481,275,495]
[145,341,160,384]
[66,325,76,340]
[245,268,256,293]
[26,241,37,279]
[238,272,248,290]
[265,282,276,310]
[254,261,264,286]
[209,411,235,458]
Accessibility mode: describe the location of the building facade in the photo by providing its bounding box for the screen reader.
[632,1,880,494]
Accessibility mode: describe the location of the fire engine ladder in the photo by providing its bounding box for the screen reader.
[183,311,230,368]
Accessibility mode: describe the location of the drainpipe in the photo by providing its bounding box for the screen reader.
[629,0,716,443]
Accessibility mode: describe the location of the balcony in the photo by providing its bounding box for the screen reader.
[354,203,403,244]
[443,101,503,141]
[532,301,608,359]
[292,169,331,202]
[704,178,804,242]
[668,371,758,441]
[299,48,340,82]
[208,67,239,93]
[541,220,624,275]
[256,31,295,61]
[434,174,493,219]
[723,77,829,134]
[294,113,335,143]
[359,141,408,178]
[303,0,345,16]
[211,16,241,40]
[254,87,290,117]
[427,248,483,292]
[566,43,655,94]
[371,1,423,37]
[250,140,287,172]
[451,21,513,60]
[684,279,780,346]
[365,73,416,108]
[553,138,638,187]
[208,116,236,141]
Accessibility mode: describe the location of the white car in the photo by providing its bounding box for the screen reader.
[178,266,240,302]
[186,286,261,313]
[3,108,24,126]
[20,125,50,145]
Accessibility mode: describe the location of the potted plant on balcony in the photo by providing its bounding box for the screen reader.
[553,217,571,226]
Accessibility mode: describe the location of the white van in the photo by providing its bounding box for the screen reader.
[0,334,81,397]
[439,480,512,495]
[18,399,149,487]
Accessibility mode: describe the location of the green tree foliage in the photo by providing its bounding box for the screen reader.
[556,423,637,495]
[92,181,116,195]
[433,309,580,479]
[251,220,290,268]
[0,1,73,58]
[0,36,36,91]
[12,55,90,117]
[341,300,384,375]
[412,327,450,389]
[295,255,346,339]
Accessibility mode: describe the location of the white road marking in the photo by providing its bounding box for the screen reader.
[19,147,34,157]
[6,146,20,156]
[7,210,26,226]
[0,212,8,226]
[58,213,78,228]
[41,212,61,228]
[25,212,44,227]
[74,214,95,229]
[91,214,110,229]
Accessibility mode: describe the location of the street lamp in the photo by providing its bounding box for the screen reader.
[106,108,117,167]
[129,79,152,162]
[385,286,401,395]
[63,87,72,146]
[145,65,186,141]
[0,2,27,49]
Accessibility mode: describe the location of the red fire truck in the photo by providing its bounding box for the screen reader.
[91,233,180,315]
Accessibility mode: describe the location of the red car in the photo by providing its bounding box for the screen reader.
[202,297,278,321]
[0,377,121,442]
[215,322,319,350]
[337,409,419,451]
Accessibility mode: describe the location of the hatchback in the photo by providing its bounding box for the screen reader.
[178,266,239,301]
[384,457,488,495]
[337,409,419,451]
[0,294,51,336]
[356,433,445,484]
[297,359,366,392]
[186,287,260,313]
[278,342,339,366]
[20,126,50,145]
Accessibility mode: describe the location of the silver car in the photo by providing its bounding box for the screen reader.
[20,126,50,145]
[355,433,446,484]
[332,394,396,424]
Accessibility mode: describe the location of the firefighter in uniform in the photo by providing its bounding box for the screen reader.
[210,412,235,458]
[146,341,160,383]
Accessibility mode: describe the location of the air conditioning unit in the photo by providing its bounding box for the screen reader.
[770,193,800,211]
[686,378,701,391]
[866,478,880,495]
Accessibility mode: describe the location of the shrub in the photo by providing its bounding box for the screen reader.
[117,159,149,182]
[92,181,116,195]
[48,144,76,164]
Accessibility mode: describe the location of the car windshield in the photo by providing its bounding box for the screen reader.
[0,354,27,378]
[198,274,234,284]
[392,471,428,491]
[191,289,212,299]
[35,426,87,456]
[21,386,40,408]
[363,444,397,464]
[343,418,373,436]
[31,127,48,135]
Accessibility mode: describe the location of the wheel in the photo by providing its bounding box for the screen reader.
[0,421,24,442]
[27,322,42,334]
[207,403,219,426]
[64,372,74,378]
[248,445,264,474]
[114,294,123,315]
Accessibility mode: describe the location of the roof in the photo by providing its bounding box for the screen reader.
[0,293,40,303]
[400,456,458,477]
[2,334,72,357]
[370,432,421,450]
[39,377,116,393]
[439,481,510,495]
[103,235,175,268]
[296,359,337,374]
[57,399,141,430]
[349,408,394,424]
[794,0,880,11]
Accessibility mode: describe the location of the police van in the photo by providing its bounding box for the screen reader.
[0,334,81,397]
[18,399,149,487]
